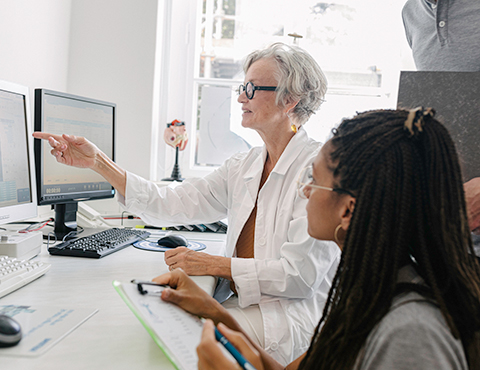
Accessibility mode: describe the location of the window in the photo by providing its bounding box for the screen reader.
[167,0,414,176]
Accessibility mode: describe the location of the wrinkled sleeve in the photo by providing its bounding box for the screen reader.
[232,194,340,307]
[118,164,230,227]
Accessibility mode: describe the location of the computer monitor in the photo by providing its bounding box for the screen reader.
[34,89,116,238]
[0,80,38,227]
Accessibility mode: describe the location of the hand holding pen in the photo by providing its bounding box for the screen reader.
[214,327,258,370]
[197,320,262,370]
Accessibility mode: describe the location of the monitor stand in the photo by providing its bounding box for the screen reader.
[41,202,80,240]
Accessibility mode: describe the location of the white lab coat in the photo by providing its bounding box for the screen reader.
[119,128,340,364]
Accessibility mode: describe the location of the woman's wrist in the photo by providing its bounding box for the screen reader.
[93,150,114,173]
[94,151,127,196]
[209,256,232,280]
[206,300,242,332]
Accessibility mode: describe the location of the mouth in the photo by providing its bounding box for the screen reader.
[242,109,252,114]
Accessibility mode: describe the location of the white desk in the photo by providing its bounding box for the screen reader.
[0,231,226,370]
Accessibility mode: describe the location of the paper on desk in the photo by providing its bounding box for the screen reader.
[113,280,203,370]
[0,304,98,357]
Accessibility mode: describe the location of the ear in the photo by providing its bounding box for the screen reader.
[284,99,300,115]
[339,196,356,231]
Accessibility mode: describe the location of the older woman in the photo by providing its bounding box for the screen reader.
[33,43,339,364]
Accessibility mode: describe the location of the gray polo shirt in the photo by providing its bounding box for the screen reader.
[402,0,480,71]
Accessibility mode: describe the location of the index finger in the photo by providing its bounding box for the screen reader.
[217,323,262,370]
[197,320,230,370]
[201,319,217,342]
[152,268,186,285]
[32,131,62,141]
[152,271,173,285]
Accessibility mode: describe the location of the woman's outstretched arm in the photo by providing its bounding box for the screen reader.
[33,132,127,196]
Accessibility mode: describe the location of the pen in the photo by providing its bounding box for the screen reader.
[131,280,169,295]
[214,327,257,370]
[130,279,168,286]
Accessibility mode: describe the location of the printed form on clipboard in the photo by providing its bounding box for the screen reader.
[113,281,203,370]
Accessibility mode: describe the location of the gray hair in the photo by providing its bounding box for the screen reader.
[243,42,328,125]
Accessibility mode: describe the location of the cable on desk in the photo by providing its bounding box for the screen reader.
[42,226,86,247]
[134,232,154,243]
[62,227,85,242]
[104,216,141,221]
[112,211,141,226]
[45,232,57,247]
[17,218,54,233]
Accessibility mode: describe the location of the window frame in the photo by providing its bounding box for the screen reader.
[159,0,415,181]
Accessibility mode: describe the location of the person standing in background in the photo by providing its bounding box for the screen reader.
[402,0,480,72]
[402,0,480,251]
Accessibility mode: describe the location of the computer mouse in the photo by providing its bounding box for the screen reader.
[0,315,22,347]
[157,234,189,248]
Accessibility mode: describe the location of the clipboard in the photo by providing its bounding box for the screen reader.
[113,280,204,370]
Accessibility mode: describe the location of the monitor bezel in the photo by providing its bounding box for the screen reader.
[34,88,116,206]
[0,80,38,226]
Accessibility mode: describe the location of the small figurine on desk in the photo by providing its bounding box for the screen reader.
[162,119,188,182]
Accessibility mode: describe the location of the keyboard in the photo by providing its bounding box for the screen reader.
[48,228,150,258]
[0,256,51,298]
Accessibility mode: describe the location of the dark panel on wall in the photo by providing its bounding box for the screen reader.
[397,71,480,182]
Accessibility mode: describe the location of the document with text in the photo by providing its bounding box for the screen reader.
[0,304,98,357]
[113,281,204,370]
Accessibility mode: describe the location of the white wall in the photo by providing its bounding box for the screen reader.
[0,0,168,215]
[67,0,160,180]
[0,0,72,101]
[67,0,165,214]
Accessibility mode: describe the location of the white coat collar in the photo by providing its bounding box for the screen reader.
[271,127,310,176]
[243,128,310,180]
[242,128,311,202]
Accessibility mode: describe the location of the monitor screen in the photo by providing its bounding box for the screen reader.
[0,80,37,226]
[34,89,115,238]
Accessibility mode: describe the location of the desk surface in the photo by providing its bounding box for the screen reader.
[0,230,225,370]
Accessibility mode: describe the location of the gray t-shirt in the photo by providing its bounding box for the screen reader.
[402,0,480,71]
[356,266,468,370]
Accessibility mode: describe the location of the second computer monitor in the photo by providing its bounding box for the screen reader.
[0,80,37,226]
[34,89,116,238]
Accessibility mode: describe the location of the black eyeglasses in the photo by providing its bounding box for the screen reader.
[238,81,277,100]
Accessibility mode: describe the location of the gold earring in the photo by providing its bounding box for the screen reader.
[287,111,297,133]
[334,224,344,245]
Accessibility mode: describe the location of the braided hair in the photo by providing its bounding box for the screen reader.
[300,109,480,369]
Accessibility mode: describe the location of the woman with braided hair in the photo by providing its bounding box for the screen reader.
[295,108,480,370]
[154,108,480,370]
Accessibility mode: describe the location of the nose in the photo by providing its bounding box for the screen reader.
[237,90,248,103]
[303,186,311,199]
